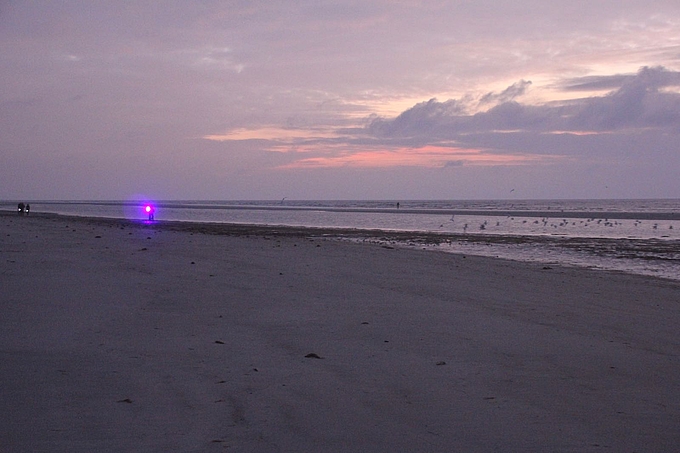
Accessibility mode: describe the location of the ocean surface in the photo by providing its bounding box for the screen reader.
[3,199,679,281]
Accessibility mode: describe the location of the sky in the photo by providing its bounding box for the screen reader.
[2,1,680,200]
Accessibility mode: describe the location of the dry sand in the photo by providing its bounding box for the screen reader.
[2,211,679,452]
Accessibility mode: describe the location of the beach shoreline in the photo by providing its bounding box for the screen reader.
[4,209,679,282]
[2,211,680,451]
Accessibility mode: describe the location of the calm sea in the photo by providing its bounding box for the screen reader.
[3,199,679,281]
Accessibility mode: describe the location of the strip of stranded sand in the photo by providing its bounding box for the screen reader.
[1,211,680,452]
[9,211,680,266]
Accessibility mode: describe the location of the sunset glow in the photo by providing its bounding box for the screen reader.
[2,2,680,199]
[279,146,556,169]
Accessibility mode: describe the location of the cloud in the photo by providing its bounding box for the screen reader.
[365,98,468,144]
[568,66,680,130]
[479,80,532,105]
[201,66,680,171]
[561,74,633,92]
[278,145,546,169]
[364,66,680,143]
[4,2,680,199]
[258,66,678,170]
[193,47,245,73]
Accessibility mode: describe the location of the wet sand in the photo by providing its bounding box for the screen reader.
[2,211,680,452]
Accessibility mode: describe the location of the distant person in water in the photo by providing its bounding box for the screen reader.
[146,205,155,221]
[25,204,30,215]
[17,202,24,215]
[397,202,400,209]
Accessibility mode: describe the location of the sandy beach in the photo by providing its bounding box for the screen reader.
[2,211,679,452]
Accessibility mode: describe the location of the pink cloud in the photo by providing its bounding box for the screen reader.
[279,145,553,169]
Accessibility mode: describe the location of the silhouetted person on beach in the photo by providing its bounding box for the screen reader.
[17,202,24,215]
[25,204,30,215]
[146,205,155,221]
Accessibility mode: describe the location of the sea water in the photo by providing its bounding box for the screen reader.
[3,199,679,281]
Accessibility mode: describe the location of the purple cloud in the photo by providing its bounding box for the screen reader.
[479,80,532,105]
[364,66,680,144]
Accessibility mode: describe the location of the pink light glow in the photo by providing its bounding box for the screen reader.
[145,205,151,213]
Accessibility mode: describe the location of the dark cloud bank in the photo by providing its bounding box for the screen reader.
[360,66,680,150]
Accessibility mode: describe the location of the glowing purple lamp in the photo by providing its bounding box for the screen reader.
[145,204,155,221]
